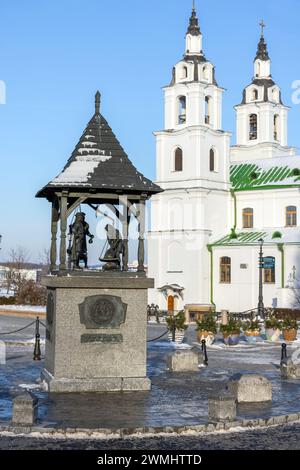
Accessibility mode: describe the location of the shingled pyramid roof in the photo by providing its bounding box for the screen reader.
[36,92,162,199]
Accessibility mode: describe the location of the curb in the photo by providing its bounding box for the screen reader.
[1,412,300,439]
[4,340,45,347]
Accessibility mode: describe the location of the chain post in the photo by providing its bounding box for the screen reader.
[33,316,41,361]
[201,339,208,366]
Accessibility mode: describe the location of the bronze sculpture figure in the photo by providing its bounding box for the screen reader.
[68,212,94,269]
[100,224,124,271]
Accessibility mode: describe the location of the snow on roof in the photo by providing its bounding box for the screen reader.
[212,227,300,246]
[230,155,300,191]
[36,95,162,198]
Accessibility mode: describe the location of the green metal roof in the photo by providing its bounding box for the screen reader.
[211,228,300,246]
[213,232,268,246]
[230,158,300,191]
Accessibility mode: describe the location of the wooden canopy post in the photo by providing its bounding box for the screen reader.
[50,198,59,272]
[120,197,129,271]
[59,191,68,271]
[138,198,146,272]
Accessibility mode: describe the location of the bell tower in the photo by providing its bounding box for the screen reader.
[148,4,231,310]
[231,21,296,161]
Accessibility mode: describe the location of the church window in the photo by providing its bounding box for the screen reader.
[257,61,261,77]
[243,208,254,228]
[274,114,279,141]
[220,257,231,284]
[264,257,275,284]
[203,66,209,80]
[174,147,183,172]
[252,89,258,101]
[178,96,186,124]
[249,114,258,140]
[209,148,215,172]
[182,66,188,79]
[205,96,212,124]
[272,88,279,102]
[286,206,297,227]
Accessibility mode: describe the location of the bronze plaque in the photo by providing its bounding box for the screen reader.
[79,295,127,329]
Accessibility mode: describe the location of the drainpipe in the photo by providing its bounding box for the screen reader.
[230,189,237,232]
[277,243,285,288]
[207,245,216,310]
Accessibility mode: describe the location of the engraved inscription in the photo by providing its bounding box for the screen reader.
[81,333,123,344]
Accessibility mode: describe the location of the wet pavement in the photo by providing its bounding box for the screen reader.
[1,422,300,450]
[0,323,300,429]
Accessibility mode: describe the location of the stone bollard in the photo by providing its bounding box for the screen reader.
[281,358,300,379]
[227,374,272,403]
[208,394,237,422]
[221,310,229,326]
[167,350,199,372]
[12,392,38,426]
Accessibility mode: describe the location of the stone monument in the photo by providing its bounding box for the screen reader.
[36,91,162,392]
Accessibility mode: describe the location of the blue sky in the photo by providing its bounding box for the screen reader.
[0,0,300,262]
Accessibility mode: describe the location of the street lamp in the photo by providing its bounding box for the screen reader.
[258,238,265,318]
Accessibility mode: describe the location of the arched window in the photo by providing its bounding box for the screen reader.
[181,66,188,79]
[286,206,297,227]
[186,36,191,53]
[174,147,183,172]
[220,257,231,284]
[249,114,258,140]
[243,208,254,228]
[252,89,258,101]
[257,61,261,77]
[178,96,186,124]
[209,148,215,172]
[272,88,278,102]
[203,66,209,80]
[205,96,212,124]
[274,114,279,141]
[264,257,276,284]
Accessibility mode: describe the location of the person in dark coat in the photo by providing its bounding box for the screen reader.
[68,212,94,269]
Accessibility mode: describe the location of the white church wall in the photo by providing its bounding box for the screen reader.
[155,129,229,187]
[235,188,300,230]
[212,244,300,312]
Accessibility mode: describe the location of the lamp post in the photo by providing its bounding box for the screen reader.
[258,238,265,319]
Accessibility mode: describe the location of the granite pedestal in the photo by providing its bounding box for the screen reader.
[41,273,153,393]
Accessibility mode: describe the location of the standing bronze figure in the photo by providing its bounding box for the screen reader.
[68,213,94,269]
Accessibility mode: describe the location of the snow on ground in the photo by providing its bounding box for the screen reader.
[0,305,46,312]
[0,289,14,297]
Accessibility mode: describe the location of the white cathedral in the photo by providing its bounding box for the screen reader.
[148,6,300,315]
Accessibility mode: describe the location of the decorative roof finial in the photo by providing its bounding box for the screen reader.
[260,19,266,38]
[95,90,101,115]
[187,1,200,36]
[255,20,270,61]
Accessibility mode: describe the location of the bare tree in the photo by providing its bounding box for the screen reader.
[39,247,51,276]
[5,246,30,295]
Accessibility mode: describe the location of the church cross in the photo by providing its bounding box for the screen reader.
[260,19,266,37]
